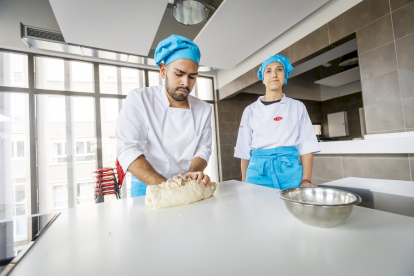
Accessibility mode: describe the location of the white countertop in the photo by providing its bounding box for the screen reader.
[9,181,414,276]
[320,177,414,197]
[318,137,414,154]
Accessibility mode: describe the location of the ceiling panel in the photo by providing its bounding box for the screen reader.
[195,0,329,69]
[49,0,168,56]
[315,66,360,87]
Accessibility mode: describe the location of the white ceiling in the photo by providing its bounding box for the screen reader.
[195,0,329,69]
[48,0,332,69]
[49,0,168,56]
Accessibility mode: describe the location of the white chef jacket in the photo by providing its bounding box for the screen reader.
[234,94,320,160]
[116,85,212,177]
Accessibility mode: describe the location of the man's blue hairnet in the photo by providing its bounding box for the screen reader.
[257,55,294,85]
[154,34,201,67]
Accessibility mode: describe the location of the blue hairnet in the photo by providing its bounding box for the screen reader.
[154,34,201,67]
[257,55,294,85]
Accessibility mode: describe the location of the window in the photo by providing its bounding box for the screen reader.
[51,182,68,210]
[12,114,24,126]
[35,57,65,90]
[104,66,117,82]
[12,141,25,158]
[52,180,95,208]
[121,67,145,94]
[99,65,118,94]
[0,91,31,219]
[73,97,95,122]
[14,182,26,203]
[194,77,214,101]
[69,61,94,92]
[38,94,98,213]
[148,71,164,86]
[13,72,23,82]
[204,103,218,183]
[51,140,67,164]
[106,136,117,162]
[101,98,122,168]
[0,52,29,87]
[76,139,96,162]
[13,178,26,217]
[77,180,95,205]
[48,96,66,123]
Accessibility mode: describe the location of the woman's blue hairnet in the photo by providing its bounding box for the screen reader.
[257,55,294,85]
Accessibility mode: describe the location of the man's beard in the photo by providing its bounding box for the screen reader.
[165,75,191,102]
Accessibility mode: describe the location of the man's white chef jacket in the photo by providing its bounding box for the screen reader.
[116,85,212,178]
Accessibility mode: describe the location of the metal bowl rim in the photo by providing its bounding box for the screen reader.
[278,187,362,207]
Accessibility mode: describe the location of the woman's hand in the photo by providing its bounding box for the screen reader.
[300,179,317,188]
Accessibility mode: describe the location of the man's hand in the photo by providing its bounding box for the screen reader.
[186,171,211,186]
[300,180,317,188]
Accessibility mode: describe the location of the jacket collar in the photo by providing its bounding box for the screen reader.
[257,93,287,104]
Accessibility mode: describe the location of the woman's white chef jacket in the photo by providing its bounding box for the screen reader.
[234,94,320,160]
[116,85,212,177]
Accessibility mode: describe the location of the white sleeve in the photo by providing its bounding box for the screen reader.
[116,91,148,173]
[234,108,252,160]
[193,105,212,162]
[297,104,320,155]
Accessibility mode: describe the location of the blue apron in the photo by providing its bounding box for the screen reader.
[131,176,148,197]
[245,147,302,190]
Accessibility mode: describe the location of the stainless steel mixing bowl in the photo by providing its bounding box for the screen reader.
[278,187,362,228]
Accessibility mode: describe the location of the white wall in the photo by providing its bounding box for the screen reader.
[0,0,60,51]
[215,0,362,89]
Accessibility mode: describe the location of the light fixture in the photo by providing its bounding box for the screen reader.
[339,57,358,67]
[172,0,209,26]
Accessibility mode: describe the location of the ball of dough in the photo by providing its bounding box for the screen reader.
[145,173,217,209]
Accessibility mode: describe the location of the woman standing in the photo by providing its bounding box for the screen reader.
[234,55,320,189]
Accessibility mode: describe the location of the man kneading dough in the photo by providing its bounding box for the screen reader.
[116,34,213,197]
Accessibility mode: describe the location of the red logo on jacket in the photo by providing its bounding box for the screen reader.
[274,117,283,121]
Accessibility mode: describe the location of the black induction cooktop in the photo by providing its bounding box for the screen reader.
[0,213,60,274]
